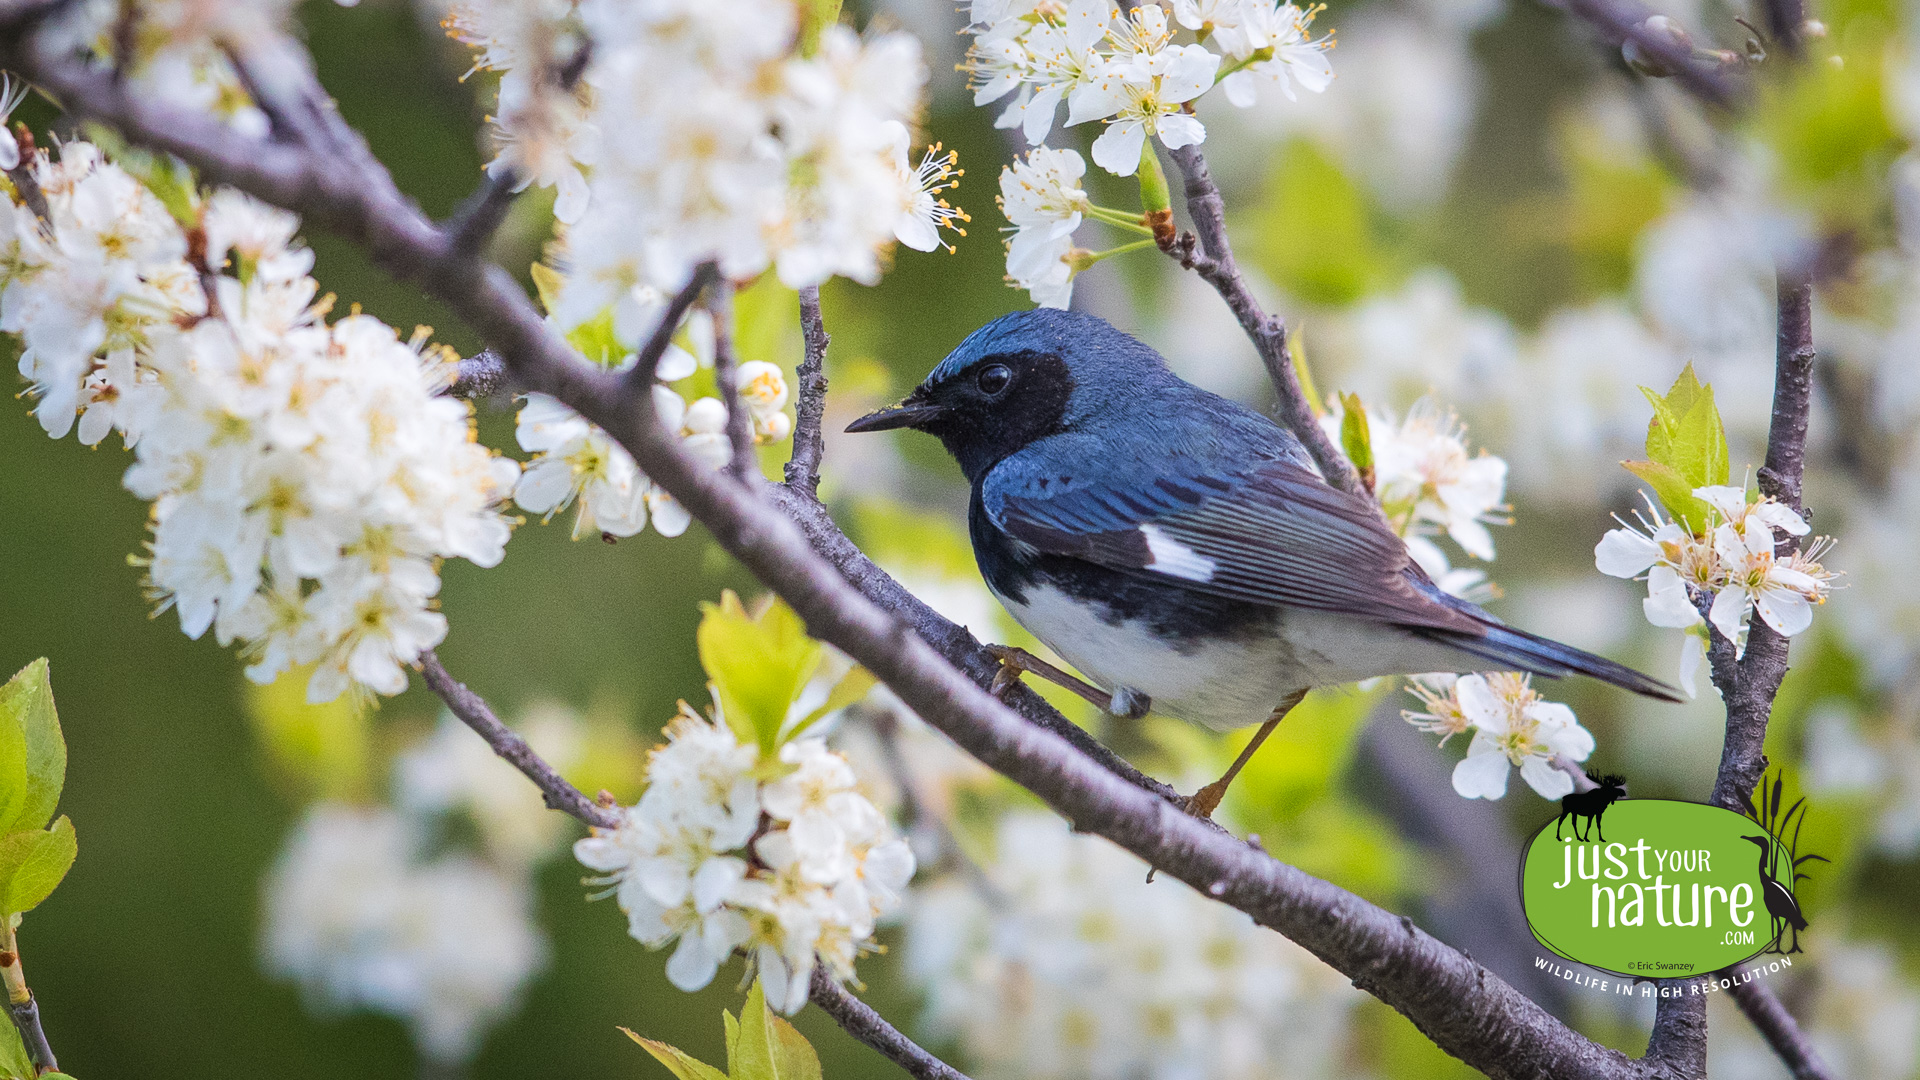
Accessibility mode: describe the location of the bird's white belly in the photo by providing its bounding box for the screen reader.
[996,583,1467,732]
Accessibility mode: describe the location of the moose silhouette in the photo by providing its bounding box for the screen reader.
[1555,773,1628,843]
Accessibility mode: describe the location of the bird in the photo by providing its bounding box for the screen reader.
[1741,834,1808,954]
[847,308,1682,818]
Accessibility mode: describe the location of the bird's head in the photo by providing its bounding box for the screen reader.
[1741,834,1771,851]
[846,309,1172,481]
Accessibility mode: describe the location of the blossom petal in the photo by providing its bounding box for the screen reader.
[1755,587,1812,637]
[1452,744,1511,800]
[1520,755,1575,800]
[1156,112,1207,151]
[1091,120,1148,176]
[1708,586,1748,645]
[1595,528,1662,578]
[1453,674,1505,733]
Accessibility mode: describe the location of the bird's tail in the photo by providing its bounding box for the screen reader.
[1421,622,1686,703]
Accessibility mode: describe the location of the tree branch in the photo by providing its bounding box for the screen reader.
[0,921,57,1076]
[450,348,509,400]
[8,28,1706,1078]
[785,285,829,497]
[1727,967,1830,1079]
[706,279,760,483]
[627,262,717,389]
[419,650,620,830]
[1550,0,1742,108]
[442,168,521,259]
[809,968,972,1080]
[1159,144,1362,498]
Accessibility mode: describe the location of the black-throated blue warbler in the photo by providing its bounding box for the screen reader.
[849,309,1681,817]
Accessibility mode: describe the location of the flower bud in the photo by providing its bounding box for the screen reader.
[1622,15,1692,78]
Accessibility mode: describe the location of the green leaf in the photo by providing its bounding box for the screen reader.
[1622,460,1713,532]
[769,1016,823,1080]
[0,676,28,839]
[1136,141,1171,217]
[624,1030,732,1080]
[0,816,76,916]
[732,978,779,1080]
[530,262,566,317]
[697,592,823,757]
[785,665,878,744]
[244,665,370,802]
[796,0,844,55]
[1639,365,1727,489]
[1248,138,1383,307]
[723,1010,741,1078]
[1337,393,1374,486]
[0,1003,32,1080]
[566,306,626,367]
[0,661,62,833]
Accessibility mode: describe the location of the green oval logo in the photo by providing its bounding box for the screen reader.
[1521,799,1804,978]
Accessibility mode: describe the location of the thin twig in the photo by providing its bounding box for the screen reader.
[1159,144,1362,498]
[626,262,716,389]
[0,922,55,1076]
[419,650,620,830]
[1552,0,1743,108]
[443,168,522,259]
[706,279,759,483]
[4,124,48,224]
[785,285,829,497]
[1726,966,1830,1079]
[809,967,973,1080]
[6,29,1705,1077]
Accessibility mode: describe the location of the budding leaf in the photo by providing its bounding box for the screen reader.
[797,0,844,56]
[624,1030,731,1080]
[566,307,626,367]
[769,1015,823,1080]
[1136,141,1172,218]
[0,660,63,834]
[697,592,824,757]
[730,978,780,1080]
[784,665,878,745]
[1622,460,1712,532]
[1640,364,1728,490]
[1337,392,1375,492]
[0,816,75,916]
[0,1012,31,1080]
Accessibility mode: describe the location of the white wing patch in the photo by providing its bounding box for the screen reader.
[1138,524,1216,582]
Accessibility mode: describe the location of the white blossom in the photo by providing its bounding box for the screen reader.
[3,141,520,704]
[997,146,1090,309]
[904,812,1363,1080]
[261,803,549,1064]
[1324,398,1508,561]
[1422,673,1595,800]
[1214,1,1335,109]
[573,706,912,1013]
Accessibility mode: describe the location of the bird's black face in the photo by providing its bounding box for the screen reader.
[1742,835,1771,851]
[847,349,1074,481]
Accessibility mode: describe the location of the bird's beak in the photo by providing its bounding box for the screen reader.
[846,400,945,433]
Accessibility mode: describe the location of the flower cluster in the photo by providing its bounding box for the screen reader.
[509,273,794,540]
[973,0,1332,306]
[1,141,519,703]
[442,0,967,293]
[905,812,1363,1080]
[574,705,914,1014]
[1596,485,1835,693]
[262,803,550,1064]
[1321,398,1509,601]
[1403,672,1595,801]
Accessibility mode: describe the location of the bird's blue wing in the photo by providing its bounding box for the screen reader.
[983,451,1479,632]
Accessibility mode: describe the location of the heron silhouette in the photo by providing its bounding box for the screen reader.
[1741,834,1807,954]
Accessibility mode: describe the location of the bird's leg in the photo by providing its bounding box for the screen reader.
[1181,689,1308,821]
[984,645,1150,719]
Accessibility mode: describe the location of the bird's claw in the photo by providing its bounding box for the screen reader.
[982,644,1148,718]
[1179,780,1229,822]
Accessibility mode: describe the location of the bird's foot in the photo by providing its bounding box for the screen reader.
[983,644,1149,718]
[1179,779,1230,821]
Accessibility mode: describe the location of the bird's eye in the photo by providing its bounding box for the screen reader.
[976,363,1012,396]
